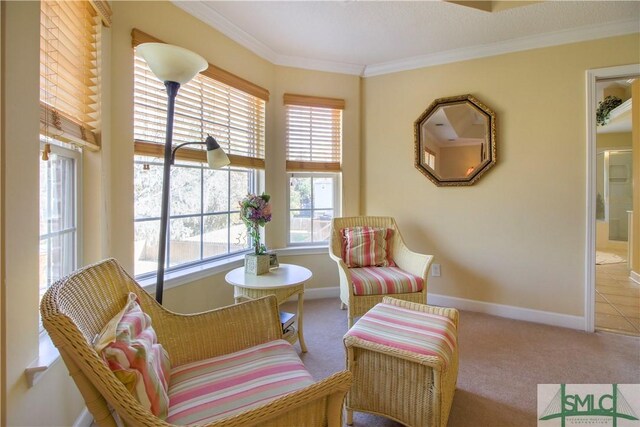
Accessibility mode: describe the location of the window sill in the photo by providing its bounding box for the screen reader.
[138,246,329,293]
[275,245,329,256]
[138,253,247,294]
[25,333,60,388]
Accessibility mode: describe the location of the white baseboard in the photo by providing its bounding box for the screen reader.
[303,287,584,330]
[631,270,640,285]
[73,408,92,427]
[305,286,340,300]
[428,293,585,330]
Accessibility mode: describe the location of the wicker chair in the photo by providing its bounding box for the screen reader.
[41,258,351,427]
[329,216,434,327]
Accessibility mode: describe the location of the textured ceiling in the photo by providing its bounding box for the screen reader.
[173,1,640,76]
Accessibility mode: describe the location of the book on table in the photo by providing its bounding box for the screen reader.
[279,311,295,332]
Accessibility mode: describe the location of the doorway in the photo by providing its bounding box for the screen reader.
[586,65,639,335]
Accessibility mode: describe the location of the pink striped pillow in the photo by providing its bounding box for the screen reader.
[342,226,392,268]
[94,293,171,419]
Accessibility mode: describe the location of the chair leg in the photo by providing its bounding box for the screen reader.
[340,301,346,310]
[346,408,353,426]
[348,315,354,329]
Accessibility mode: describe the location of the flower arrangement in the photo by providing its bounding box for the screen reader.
[596,95,623,126]
[239,193,271,255]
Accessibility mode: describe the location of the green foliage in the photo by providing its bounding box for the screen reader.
[596,96,623,126]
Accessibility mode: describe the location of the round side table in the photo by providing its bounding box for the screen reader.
[225,263,311,352]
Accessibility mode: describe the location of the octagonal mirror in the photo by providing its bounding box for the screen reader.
[414,94,496,186]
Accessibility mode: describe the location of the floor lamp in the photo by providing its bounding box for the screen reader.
[137,43,230,304]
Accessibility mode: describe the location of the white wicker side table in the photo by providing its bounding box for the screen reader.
[343,297,459,427]
[225,264,311,352]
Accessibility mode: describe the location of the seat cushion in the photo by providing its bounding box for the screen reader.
[166,339,314,425]
[345,302,457,368]
[350,267,423,296]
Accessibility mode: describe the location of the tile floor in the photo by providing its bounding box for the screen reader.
[595,246,640,336]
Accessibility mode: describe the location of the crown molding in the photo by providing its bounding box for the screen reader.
[275,54,365,76]
[173,1,280,64]
[172,1,638,78]
[364,19,640,77]
[172,1,365,76]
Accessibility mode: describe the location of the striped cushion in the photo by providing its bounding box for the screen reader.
[345,302,457,368]
[95,293,171,419]
[166,340,314,425]
[342,227,392,267]
[350,267,423,296]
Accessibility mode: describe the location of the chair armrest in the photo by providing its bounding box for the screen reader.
[382,296,459,328]
[393,243,434,280]
[143,296,282,366]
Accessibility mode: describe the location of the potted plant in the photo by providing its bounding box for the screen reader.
[596,95,623,126]
[240,193,272,275]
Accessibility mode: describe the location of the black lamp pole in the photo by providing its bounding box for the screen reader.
[156,80,180,304]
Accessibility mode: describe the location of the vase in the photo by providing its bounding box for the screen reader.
[245,253,270,275]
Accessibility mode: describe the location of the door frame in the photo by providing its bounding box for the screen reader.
[585,64,640,332]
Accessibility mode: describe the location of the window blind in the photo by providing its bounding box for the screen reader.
[40,0,100,149]
[284,94,344,172]
[132,30,267,169]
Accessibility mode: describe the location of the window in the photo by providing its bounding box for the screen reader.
[39,0,107,331]
[424,148,436,169]
[39,145,80,331]
[284,94,344,245]
[133,158,255,276]
[132,30,269,277]
[288,174,338,244]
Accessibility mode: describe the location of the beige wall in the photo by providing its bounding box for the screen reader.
[596,132,632,151]
[362,33,639,316]
[1,2,85,426]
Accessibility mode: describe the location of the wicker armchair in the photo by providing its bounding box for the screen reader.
[41,258,351,427]
[329,216,434,327]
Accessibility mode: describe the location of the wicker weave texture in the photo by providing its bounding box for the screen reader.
[41,258,351,427]
[344,298,458,427]
[328,216,434,327]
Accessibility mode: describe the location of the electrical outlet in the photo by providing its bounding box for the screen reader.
[431,263,441,277]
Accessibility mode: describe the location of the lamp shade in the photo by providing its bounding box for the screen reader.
[203,135,230,169]
[137,43,207,84]
[207,148,231,169]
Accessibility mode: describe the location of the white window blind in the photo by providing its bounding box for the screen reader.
[40,0,100,149]
[132,30,268,169]
[284,94,344,172]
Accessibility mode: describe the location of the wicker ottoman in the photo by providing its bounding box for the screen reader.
[343,297,459,427]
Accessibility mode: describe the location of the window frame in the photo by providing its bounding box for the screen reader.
[133,157,261,279]
[39,141,82,334]
[286,172,341,247]
[131,33,268,279]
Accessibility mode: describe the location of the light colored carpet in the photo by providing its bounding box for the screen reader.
[283,298,640,427]
[596,250,626,265]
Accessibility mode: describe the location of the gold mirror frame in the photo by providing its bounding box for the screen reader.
[414,94,496,187]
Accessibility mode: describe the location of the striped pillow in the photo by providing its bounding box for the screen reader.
[94,293,171,419]
[342,226,392,268]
